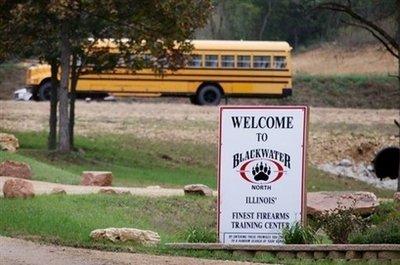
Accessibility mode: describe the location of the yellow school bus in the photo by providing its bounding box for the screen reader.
[26,40,292,105]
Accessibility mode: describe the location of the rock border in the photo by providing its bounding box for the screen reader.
[166,243,400,260]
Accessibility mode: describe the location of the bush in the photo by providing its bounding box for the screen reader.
[314,203,367,244]
[369,201,399,225]
[282,222,318,244]
[350,215,400,244]
[185,226,217,243]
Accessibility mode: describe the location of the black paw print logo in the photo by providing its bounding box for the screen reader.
[252,162,271,181]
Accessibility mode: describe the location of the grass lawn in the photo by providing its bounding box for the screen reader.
[0,194,392,265]
[0,130,393,197]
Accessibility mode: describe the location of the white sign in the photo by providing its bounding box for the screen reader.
[218,106,308,245]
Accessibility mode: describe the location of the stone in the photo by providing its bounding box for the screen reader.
[51,187,66,195]
[296,251,313,259]
[345,251,362,260]
[90,228,160,246]
[99,188,117,195]
[363,251,377,259]
[3,179,34,198]
[393,192,400,202]
[378,251,400,260]
[314,251,327,259]
[338,159,352,167]
[80,171,113,186]
[276,251,295,259]
[307,191,379,216]
[183,184,213,196]
[0,160,32,179]
[0,133,19,152]
[98,188,131,195]
[146,185,161,189]
[328,251,345,259]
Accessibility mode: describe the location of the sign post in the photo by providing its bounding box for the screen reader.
[218,106,308,245]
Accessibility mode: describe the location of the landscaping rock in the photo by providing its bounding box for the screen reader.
[99,188,117,195]
[307,191,379,215]
[345,250,362,260]
[378,251,400,260]
[80,171,113,186]
[90,228,160,246]
[98,188,131,195]
[51,187,66,195]
[362,251,377,259]
[313,251,327,259]
[393,192,400,202]
[0,160,32,179]
[183,184,213,196]
[338,159,353,167]
[328,251,345,259]
[3,179,34,198]
[0,133,19,152]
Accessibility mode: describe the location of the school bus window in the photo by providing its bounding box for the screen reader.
[237,55,251,68]
[188,54,202,67]
[273,56,287,69]
[253,56,270,69]
[205,55,218,68]
[221,55,235,68]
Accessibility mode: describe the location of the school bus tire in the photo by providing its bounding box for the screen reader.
[38,81,53,101]
[189,95,198,105]
[196,84,222,106]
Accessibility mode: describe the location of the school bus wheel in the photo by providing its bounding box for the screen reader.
[189,95,198,105]
[196,84,222,106]
[38,81,53,101]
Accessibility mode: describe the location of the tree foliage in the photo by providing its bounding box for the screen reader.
[196,0,397,49]
[0,0,211,152]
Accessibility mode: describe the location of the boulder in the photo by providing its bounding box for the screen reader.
[0,133,19,152]
[0,160,32,179]
[99,188,117,195]
[90,228,160,246]
[80,171,113,186]
[51,187,66,195]
[3,178,34,198]
[184,184,213,196]
[307,191,379,216]
[99,188,131,195]
[338,159,352,167]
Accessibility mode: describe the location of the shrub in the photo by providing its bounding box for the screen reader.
[349,215,400,244]
[369,201,399,225]
[314,203,367,244]
[282,222,318,244]
[185,226,217,243]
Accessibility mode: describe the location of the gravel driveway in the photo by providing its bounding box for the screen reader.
[0,236,268,265]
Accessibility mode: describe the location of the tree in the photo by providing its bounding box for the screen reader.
[317,0,400,190]
[0,0,61,150]
[1,0,211,153]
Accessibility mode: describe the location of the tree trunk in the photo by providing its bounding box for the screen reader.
[69,53,78,149]
[58,25,71,152]
[48,60,58,150]
[258,0,272,40]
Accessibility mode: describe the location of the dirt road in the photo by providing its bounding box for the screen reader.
[0,100,398,164]
[0,236,268,265]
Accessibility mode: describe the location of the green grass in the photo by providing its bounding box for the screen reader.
[0,130,393,197]
[0,194,392,265]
